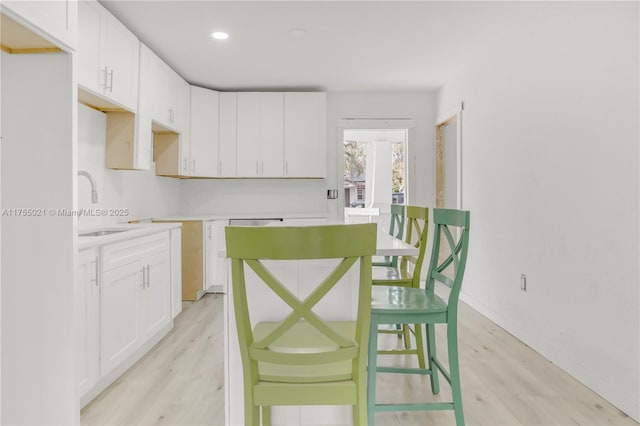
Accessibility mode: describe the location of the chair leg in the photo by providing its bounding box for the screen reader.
[447,322,465,426]
[414,324,426,369]
[402,324,411,349]
[367,316,380,426]
[426,324,440,394]
[261,406,271,426]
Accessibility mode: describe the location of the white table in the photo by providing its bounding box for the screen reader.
[224,223,418,426]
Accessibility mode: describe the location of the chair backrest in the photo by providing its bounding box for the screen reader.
[345,207,380,223]
[424,208,470,314]
[399,206,429,287]
[225,224,377,378]
[387,204,406,267]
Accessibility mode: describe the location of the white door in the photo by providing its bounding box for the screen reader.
[100,260,142,376]
[190,86,219,177]
[259,93,284,177]
[75,249,100,397]
[284,93,326,177]
[236,92,261,177]
[103,13,139,111]
[219,92,238,176]
[77,1,103,95]
[139,251,171,339]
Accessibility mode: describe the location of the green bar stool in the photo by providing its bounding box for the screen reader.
[367,208,471,425]
[372,205,429,367]
[225,223,377,426]
[372,204,406,268]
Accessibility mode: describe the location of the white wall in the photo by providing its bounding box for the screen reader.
[437,2,639,420]
[77,104,182,228]
[326,92,437,218]
[180,178,327,216]
[2,51,78,425]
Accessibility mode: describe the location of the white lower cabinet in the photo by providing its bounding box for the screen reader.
[101,259,143,376]
[75,248,100,398]
[77,230,176,407]
[205,220,228,293]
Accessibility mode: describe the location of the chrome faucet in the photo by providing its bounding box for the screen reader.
[77,170,98,204]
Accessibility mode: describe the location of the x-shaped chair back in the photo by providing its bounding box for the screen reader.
[226,224,377,368]
[425,209,471,315]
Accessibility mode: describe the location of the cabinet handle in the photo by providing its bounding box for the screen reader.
[208,226,212,240]
[146,265,150,288]
[168,108,173,124]
[107,69,114,92]
[183,158,187,172]
[91,256,99,287]
[101,66,108,89]
[141,265,148,288]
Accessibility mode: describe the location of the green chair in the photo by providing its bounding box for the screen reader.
[372,204,406,268]
[225,223,377,426]
[372,206,429,367]
[367,208,471,425]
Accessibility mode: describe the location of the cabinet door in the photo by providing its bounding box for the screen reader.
[100,260,142,376]
[133,44,153,170]
[150,53,170,127]
[236,92,261,177]
[190,86,220,177]
[177,78,191,175]
[204,222,216,291]
[75,249,100,398]
[139,251,171,340]
[211,221,228,292]
[170,228,182,319]
[284,93,326,178]
[103,13,139,112]
[3,0,77,51]
[260,93,284,177]
[219,92,238,177]
[77,0,104,95]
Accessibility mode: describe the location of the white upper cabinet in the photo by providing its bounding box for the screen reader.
[78,0,139,111]
[219,92,238,177]
[284,93,327,178]
[2,0,78,51]
[237,92,284,177]
[150,54,188,133]
[190,86,219,178]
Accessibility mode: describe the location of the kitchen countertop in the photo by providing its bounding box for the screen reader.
[152,212,329,222]
[78,222,182,251]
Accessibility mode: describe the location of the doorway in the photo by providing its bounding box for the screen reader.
[435,106,463,209]
[343,129,407,229]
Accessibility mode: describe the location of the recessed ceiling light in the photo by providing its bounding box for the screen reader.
[288,28,306,38]
[212,31,229,40]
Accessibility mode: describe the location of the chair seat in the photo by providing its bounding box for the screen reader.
[253,321,357,383]
[372,266,413,284]
[371,286,448,314]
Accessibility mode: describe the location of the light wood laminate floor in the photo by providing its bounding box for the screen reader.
[81,294,637,426]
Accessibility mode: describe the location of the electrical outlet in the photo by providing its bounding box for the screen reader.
[520,274,527,292]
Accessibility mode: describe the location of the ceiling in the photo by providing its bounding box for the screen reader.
[100,1,529,92]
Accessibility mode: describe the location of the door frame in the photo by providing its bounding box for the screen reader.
[435,102,463,209]
[336,119,415,221]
